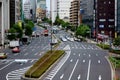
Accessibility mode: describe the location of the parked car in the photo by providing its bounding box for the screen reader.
[0,53,7,59]
[12,47,20,53]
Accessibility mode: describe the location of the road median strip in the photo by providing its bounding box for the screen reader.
[22,50,65,79]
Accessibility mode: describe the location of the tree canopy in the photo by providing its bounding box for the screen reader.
[75,24,90,37]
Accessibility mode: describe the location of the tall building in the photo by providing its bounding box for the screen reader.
[57,0,72,22]
[37,0,46,20]
[0,0,10,45]
[70,0,79,27]
[50,0,57,23]
[10,0,21,27]
[24,0,31,19]
[30,0,37,21]
[80,0,94,27]
[117,0,120,36]
[94,0,115,41]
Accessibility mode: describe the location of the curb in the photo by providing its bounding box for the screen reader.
[21,52,66,80]
[105,56,115,80]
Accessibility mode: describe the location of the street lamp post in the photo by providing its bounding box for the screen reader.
[51,27,53,53]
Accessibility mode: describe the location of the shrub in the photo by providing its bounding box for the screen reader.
[97,44,110,50]
[25,50,65,78]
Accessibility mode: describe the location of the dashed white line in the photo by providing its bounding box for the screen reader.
[87,60,91,80]
[79,54,80,57]
[60,74,64,79]
[98,60,101,63]
[0,61,13,71]
[70,59,73,62]
[83,60,85,63]
[77,74,81,80]
[98,75,102,80]
[68,59,79,80]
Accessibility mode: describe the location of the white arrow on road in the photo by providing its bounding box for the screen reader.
[60,74,64,79]
[98,60,101,63]
[77,75,81,80]
[70,59,73,62]
[98,75,102,80]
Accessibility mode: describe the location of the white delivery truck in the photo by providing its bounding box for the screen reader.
[9,41,20,48]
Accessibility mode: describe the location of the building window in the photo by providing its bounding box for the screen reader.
[99,25,104,28]
[99,19,106,22]
[108,25,114,28]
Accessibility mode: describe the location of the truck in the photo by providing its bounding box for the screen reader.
[9,41,20,48]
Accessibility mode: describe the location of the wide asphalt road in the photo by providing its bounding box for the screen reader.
[0,26,52,80]
[44,41,112,80]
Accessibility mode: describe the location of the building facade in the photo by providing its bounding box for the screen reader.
[0,0,10,45]
[37,0,46,20]
[30,0,37,21]
[10,0,21,27]
[70,0,79,27]
[117,0,120,36]
[24,0,31,19]
[57,0,72,22]
[94,0,115,41]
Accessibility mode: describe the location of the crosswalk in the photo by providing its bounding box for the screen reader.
[58,43,100,50]
[0,59,38,65]
[6,67,30,80]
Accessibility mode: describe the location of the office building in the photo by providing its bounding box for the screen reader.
[24,0,31,19]
[0,0,10,45]
[94,0,115,41]
[57,0,72,22]
[70,0,79,27]
[37,0,46,20]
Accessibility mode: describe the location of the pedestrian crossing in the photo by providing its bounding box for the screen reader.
[0,59,38,65]
[58,43,100,50]
[6,67,30,80]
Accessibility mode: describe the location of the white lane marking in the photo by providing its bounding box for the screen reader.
[96,54,98,56]
[60,74,64,79]
[34,52,38,56]
[78,74,81,80]
[73,53,76,55]
[79,54,80,57]
[24,53,28,56]
[30,60,34,63]
[32,49,35,51]
[50,45,71,80]
[83,60,85,63]
[98,75,102,80]
[14,53,19,56]
[39,53,41,56]
[70,59,73,62]
[98,60,100,63]
[68,59,79,80]
[89,54,91,57]
[0,61,13,71]
[87,60,91,80]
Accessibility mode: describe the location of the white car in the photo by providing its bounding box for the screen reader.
[69,38,74,41]
[61,37,67,42]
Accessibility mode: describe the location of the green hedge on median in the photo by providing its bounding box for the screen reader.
[25,50,65,78]
[97,44,110,50]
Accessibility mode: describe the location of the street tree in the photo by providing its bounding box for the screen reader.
[7,28,17,40]
[13,23,23,39]
[113,36,120,46]
[75,24,90,37]
[24,24,33,36]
